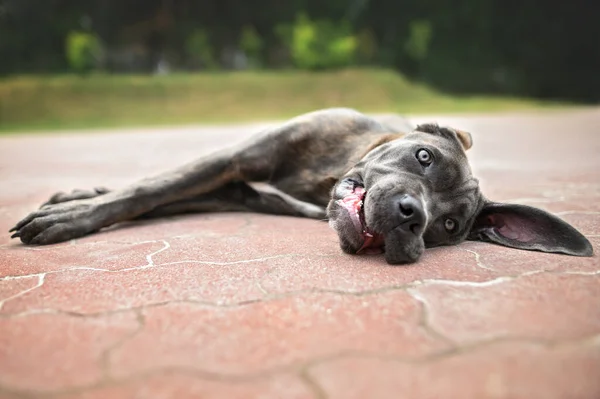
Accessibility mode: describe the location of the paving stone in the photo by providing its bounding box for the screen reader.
[0,276,40,306]
[458,237,600,275]
[411,272,600,343]
[0,110,599,397]
[307,341,600,399]
[0,312,139,392]
[259,246,499,294]
[108,292,448,378]
[0,260,272,315]
[0,240,165,277]
[59,373,315,399]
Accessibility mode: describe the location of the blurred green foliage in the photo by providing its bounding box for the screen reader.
[185,29,218,70]
[239,26,263,68]
[277,14,356,70]
[0,0,598,101]
[404,20,431,62]
[65,31,101,73]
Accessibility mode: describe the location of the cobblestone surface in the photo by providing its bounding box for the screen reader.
[1,109,599,398]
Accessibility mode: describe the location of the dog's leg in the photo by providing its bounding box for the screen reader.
[11,108,379,245]
[10,140,279,244]
[138,181,326,220]
[40,187,111,208]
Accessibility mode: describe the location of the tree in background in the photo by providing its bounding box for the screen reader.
[65,30,103,74]
[276,14,356,70]
[185,29,218,70]
[0,0,598,102]
[239,26,264,69]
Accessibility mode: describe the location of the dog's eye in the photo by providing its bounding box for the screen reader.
[444,218,457,232]
[416,149,433,166]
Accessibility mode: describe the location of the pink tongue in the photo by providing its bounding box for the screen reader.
[336,187,384,255]
[337,186,365,234]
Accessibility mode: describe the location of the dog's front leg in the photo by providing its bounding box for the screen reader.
[10,147,264,245]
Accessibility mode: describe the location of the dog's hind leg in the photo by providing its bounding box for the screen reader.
[10,122,314,245]
[10,108,374,244]
[137,181,326,220]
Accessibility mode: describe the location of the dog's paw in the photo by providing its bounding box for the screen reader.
[10,199,106,245]
[40,187,110,209]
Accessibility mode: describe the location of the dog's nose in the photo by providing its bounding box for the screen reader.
[393,194,426,235]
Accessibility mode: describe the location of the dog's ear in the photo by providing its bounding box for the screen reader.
[416,124,473,151]
[468,202,593,256]
[453,128,472,151]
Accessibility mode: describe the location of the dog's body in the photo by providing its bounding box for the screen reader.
[10,108,593,263]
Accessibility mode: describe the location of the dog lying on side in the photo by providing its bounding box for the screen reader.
[9,108,593,264]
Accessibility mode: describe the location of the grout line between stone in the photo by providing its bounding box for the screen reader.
[549,269,600,276]
[406,287,458,348]
[99,309,147,381]
[255,267,278,295]
[0,274,45,312]
[418,269,546,288]
[2,332,599,398]
[303,331,600,372]
[2,267,599,319]
[157,254,297,267]
[298,367,328,399]
[0,249,301,282]
[462,248,496,271]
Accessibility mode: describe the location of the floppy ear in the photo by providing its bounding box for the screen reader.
[468,202,593,256]
[452,128,473,151]
[415,124,473,151]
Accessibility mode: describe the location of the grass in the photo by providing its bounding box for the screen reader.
[0,68,570,133]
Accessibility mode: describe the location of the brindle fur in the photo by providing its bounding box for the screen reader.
[9,108,593,264]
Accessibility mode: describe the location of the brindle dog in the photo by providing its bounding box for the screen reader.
[9,108,594,264]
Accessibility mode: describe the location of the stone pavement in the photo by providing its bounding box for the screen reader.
[0,109,599,399]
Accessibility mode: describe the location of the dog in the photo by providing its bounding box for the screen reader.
[9,108,594,264]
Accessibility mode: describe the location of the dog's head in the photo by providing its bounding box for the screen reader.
[326,124,594,264]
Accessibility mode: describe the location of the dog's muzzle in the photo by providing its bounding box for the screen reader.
[336,185,385,254]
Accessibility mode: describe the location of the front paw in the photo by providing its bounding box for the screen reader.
[9,200,105,245]
[40,187,110,208]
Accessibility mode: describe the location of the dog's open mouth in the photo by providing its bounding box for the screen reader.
[336,185,385,254]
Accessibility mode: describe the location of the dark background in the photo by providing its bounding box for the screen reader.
[1,0,598,102]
